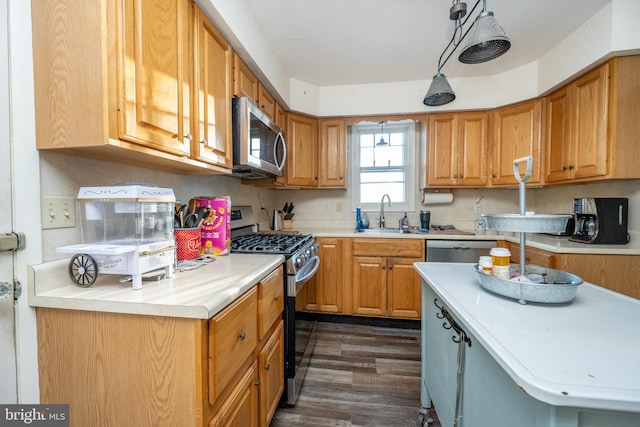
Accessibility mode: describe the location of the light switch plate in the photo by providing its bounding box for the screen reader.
[41,197,76,229]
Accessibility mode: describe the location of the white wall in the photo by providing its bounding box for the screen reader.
[203,0,639,117]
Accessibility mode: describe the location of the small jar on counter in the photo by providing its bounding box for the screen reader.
[478,256,492,274]
[490,247,511,279]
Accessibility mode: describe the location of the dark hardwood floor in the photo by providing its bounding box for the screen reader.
[271,321,441,427]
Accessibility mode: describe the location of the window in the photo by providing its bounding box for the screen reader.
[351,121,416,213]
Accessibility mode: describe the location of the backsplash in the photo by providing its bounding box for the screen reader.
[40,151,640,262]
[39,152,276,262]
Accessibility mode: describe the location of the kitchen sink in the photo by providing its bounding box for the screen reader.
[354,228,405,234]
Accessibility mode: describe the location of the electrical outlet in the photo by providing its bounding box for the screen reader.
[324,201,331,212]
[335,201,343,212]
[41,197,76,229]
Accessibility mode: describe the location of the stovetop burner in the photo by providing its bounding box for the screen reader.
[231,233,313,255]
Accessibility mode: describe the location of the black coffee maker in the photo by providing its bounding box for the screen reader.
[569,198,630,244]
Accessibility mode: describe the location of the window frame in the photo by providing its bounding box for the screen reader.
[350,121,416,214]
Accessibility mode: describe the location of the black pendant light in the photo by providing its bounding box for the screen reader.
[376,121,388,147]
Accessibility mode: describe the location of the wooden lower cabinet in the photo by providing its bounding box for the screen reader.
[498,241,640,300]
[352,256,387,316]
[258,320,284,427]
[555,254,640,300]
[209,361,259,427]
[498,241,555,268]
[387,257,424,318]
[36,267,285,427]
[351,238,424,319]
[304,238,345,313]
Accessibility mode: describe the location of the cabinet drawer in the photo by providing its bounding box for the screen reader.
[209,287,258,403]
[258,266,284,340]
[352,238,424,258]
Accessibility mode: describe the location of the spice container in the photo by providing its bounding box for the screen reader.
[490,247,511,279]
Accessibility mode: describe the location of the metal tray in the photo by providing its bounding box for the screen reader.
[474,264,583,304]
[482,213,572,233]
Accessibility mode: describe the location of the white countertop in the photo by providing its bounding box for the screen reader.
[28,254,284,319]
[415,262,640,413]
[297,227,640,255]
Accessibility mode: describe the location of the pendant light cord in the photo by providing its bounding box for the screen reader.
[437,0,483,73]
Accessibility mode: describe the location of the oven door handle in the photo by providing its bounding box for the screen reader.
[295,255,320,285]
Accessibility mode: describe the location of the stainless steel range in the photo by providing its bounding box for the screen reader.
[230,206,320,406]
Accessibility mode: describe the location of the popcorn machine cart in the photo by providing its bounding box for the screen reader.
[56,185,176,290]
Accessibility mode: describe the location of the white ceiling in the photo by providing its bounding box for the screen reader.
[246,0,611,87]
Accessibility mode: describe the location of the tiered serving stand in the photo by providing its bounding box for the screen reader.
[477,156,583,304]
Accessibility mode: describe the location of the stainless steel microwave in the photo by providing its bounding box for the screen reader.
[231,97,286,179]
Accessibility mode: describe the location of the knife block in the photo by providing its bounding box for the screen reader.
[283,219,293,230]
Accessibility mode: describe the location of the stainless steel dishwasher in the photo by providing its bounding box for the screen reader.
[425,240,497,262]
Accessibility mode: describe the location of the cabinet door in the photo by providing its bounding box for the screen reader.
[275,103,287,132]
[233,53,258,101]
[491,100,543,185]
[457,112,488,186]
[193,9,233,169]
[571,63,609,180]
[555,254,640,299]
[259,321,284,427]
[319,119,347,188]
[545,87,573,182]
[258,266,284,340]
[118,0,191,156]
[315,238,344,313]
[286,112,318,187]
[427,113,458,186]
[352,256,387,316]
[505,242,555,268]
[257,83,276,120]
[387,257,422,319]
[209,361,259,427]
[427,112,487,187]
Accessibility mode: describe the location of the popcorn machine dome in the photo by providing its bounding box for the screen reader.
[56,184,176,290]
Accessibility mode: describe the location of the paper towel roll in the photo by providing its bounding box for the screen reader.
[422,191,454,205]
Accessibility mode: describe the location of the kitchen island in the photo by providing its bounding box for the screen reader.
[415,262,640,427]
[28,254,286,427]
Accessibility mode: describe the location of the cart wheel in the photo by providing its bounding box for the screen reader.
[68,254,98,287]
[417,408,434,426]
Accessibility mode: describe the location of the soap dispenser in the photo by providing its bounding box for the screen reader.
[401,212,409,230]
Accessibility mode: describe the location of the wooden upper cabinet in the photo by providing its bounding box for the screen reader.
[233,53,258,102]
[427,112,488,187]
[31,0,234,174]
[318,119,347,188]
[544,87,572,182]
[275,103,287,132]
[491,99,543,186]
[545,64,609,183]
[286,112,318,187]
[257,83,276,120]
[192,7,233,169]
[118,0,192,156]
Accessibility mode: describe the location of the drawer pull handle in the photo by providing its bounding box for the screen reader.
[238,331,247,340]
[264,364,270,371]
[273,295,279,301]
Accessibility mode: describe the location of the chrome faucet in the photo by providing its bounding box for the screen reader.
[379,194,391,228]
